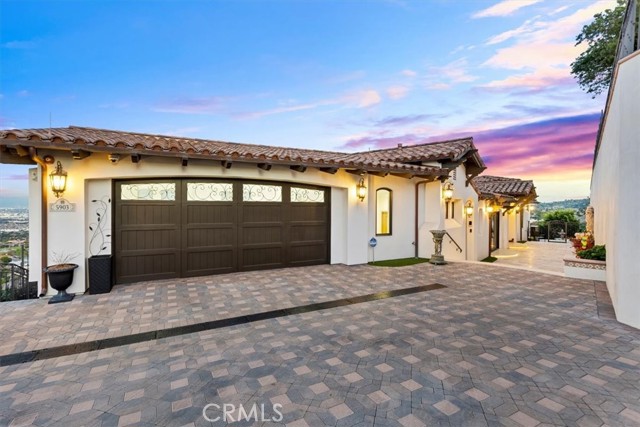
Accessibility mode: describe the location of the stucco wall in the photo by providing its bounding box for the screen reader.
[29,151,492,295]
[591,52,640,329]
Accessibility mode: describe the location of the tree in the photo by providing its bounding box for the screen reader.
[541,209,582,238]
[570,0,626,97]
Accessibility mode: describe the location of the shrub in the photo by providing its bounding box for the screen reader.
[577,245,606,261]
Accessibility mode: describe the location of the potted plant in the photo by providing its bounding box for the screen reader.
[87,196,113,294]
[44,252,79,304]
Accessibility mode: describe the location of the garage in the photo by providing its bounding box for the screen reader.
[114,179,330,284]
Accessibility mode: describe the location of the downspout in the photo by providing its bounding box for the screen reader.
[28,148,48,297]
[414,180,430,258]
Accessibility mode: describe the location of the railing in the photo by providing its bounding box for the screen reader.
[0,263,36,301]
[443,231,463,253]
[594,0,639,164]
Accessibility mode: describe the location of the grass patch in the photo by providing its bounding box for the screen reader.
[481,256,498,263]
[368,257,430,267]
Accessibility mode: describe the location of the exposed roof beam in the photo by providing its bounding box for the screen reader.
[319,167,338,174]
[181,157,188,167]
[368,171,389,177]
[0,148,37,165]
[71,149,91,160]
[390,172,414,179]
[345,169,366,176]
[221,160,232,169]
[290,165,307,173]
[257,163,272,171]
[14,145,29,157]
[131,153,141,163]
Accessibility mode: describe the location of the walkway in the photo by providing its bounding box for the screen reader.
[492,241,573,274]
[1,263,639,427]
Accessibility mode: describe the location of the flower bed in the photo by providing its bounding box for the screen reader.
[565,233,606,280]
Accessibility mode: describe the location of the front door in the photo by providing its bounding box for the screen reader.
[490,212,500,253]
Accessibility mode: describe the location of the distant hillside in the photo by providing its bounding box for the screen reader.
[532,198,590,222]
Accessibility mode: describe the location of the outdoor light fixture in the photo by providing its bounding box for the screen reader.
[356,177,367,202]
[49,161,68,198]
[465,201,474,217]
[486,203,494,213]
[442,181,454,201]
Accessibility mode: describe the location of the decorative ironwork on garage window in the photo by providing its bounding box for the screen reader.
[120,183,176,201]
[187,183,233,202]
[242,184,282,202]
[291,187,324,203]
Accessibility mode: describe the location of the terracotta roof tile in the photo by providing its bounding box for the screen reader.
[0,126,484,177]
[472,175,536,198]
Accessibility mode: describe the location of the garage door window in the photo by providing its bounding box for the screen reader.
[187,182,233,201]
[120,183,176,200]
[291,187,325,203]
[243,184,282,202]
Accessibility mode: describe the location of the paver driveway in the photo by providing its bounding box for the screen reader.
[1,263,639,426]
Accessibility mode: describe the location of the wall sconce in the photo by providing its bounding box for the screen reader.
[465,201,474,217]
[49,161,68,198]
[442,181,454,201]
[486,201,494,213]
[356,177,367,202]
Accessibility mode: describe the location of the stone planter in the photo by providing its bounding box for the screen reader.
[44,263,78,304]
[564,258,606,281]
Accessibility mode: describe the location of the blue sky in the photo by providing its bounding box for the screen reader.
[1,0,615,205]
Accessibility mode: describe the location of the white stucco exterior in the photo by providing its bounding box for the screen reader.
[590,51,640,329]
[26,150,496,296]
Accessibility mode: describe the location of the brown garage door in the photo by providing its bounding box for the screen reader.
[115,179,329,284]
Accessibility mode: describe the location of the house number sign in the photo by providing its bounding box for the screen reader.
[50,198,76,212]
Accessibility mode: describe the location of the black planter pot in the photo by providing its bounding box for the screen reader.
[88,255,113,294]
[44,263,78,304]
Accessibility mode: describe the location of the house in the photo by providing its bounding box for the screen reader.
[472,175,538,254]
[1,125,505,296]
[590,0,640,328]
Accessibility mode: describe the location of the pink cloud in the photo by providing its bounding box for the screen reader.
[472,0,542,19]
[386,85,409,100]
[480,67,574,91]
[342,113,600,181]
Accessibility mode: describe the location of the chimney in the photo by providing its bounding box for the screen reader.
[397,143,403,148]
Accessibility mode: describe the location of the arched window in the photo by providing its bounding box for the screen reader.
[376,188,392,235]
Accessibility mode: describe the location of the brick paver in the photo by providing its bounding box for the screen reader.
[0,262,639,426]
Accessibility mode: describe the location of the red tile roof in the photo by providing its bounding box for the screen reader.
[472,175,536,200]
[1,126,485,178]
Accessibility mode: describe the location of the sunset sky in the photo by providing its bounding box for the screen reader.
[1,0,615,205]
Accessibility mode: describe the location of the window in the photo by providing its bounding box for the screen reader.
[376,188,392,235]
[187,183,233,201]
[120,183,175,201]
[445,201,456,219]
[242,184,282,202]
[291,187,325,203]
